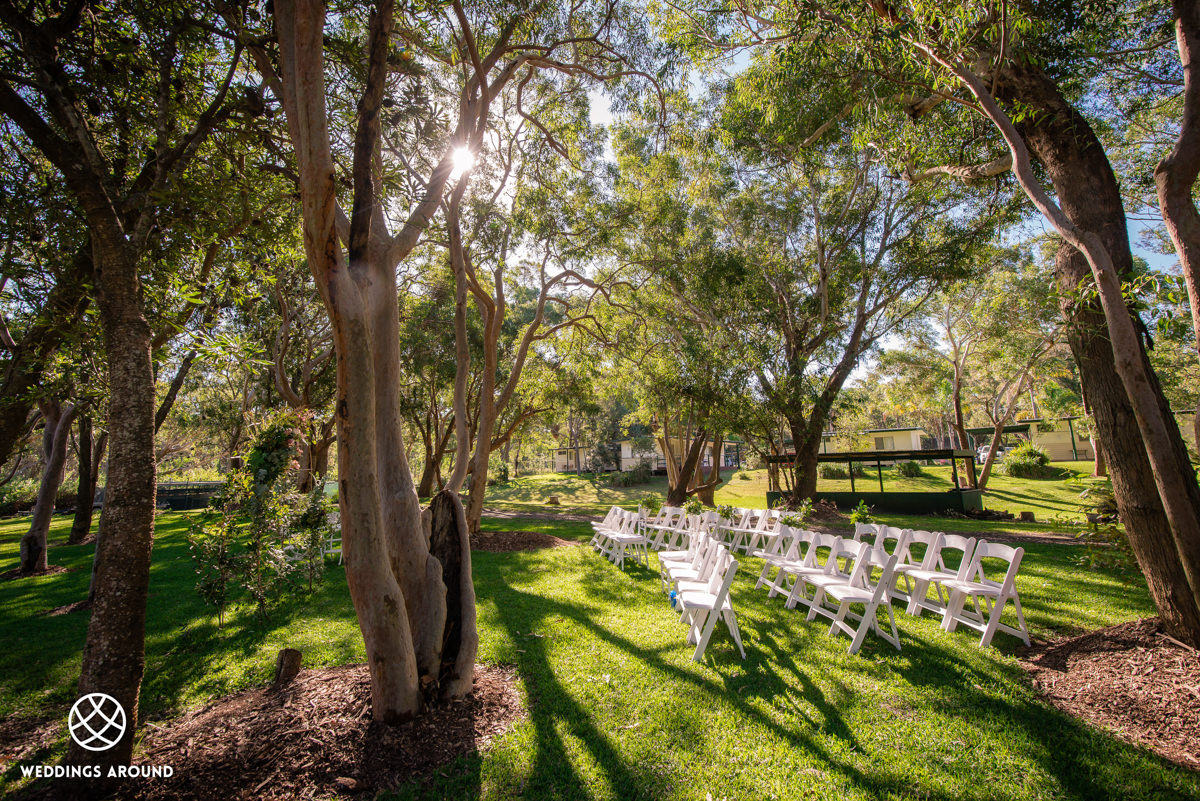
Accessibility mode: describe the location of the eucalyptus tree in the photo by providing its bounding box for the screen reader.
[443,82,624,533]
[661,0,1200,645]
[260,0,658,720]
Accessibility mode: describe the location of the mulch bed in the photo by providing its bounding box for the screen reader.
[471,529,575,552]
[118,663,523,800]
[1020,618,1200,769]
[0,715,61,772]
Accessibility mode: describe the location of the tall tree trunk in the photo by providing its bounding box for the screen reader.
[20,401,77,573]
[695,434,724,505]
[951,367,970,450]
[789,420,823,501]
[271,0,476,719]
[1000,60,1200,644]
[68,414,102,544]
[664,427,708,506]
[67,242,159,777]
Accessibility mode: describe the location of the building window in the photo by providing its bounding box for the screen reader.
[875,436,894,450]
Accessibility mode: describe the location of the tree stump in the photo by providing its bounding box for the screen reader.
[272,648,302,690]
[547,495,560,506]
[1019,511,1036,522]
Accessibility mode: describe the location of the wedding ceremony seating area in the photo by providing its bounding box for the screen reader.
[591,505,1030,657]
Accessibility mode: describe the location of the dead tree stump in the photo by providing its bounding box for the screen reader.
[272,648,302,690]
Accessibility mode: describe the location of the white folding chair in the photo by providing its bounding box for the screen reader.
[743,509,784,556]
[760,530,836,600]
[600,511,650,569]
[903,533,976,617]
[807,542,902,654]
[676,547,746,662]
[590,506,624,550]
[787,535,856,612]
[940,540,1030,647]
[643,507,685,549]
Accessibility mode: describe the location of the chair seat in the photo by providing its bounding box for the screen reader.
[807,572,852,589]
[676,590,730,612]
[608,533,649,544]
[941,578,1002,596]
[824,583,875,604]
[667,567,703,582]
[904,568,956,583]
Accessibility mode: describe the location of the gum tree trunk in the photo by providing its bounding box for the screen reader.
[19,400,77,573]
[271,0,479,718]
[69,415,104,544]
[991,59,1200,644]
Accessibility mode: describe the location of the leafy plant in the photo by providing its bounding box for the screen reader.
[289,488,336,591]
[896,460,923,477]
[998,442,1059,479]
[735,471,752,481]
[818,463,868,479]
[610,461,652,487]
[716,503,737,522]
[683,497,704,515]
[640,492,663,515]
[849,499,873,524]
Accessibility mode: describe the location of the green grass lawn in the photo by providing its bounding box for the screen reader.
[2,510,1196,800]
[484,464,1103,533]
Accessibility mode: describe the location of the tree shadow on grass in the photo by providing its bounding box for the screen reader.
[458,549,1199,801]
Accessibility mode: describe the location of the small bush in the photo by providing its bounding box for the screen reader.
[609,461,652,487]
[999,442,1059,479]
[895,461,923,478]
[736,471,752,481]
[818,463,868,479]
[640,493,663,515]
[848,499,873,524]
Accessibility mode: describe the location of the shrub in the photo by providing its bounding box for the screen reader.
[735,471,752,481]
[998,442,1058,479]
[818,463,868,479]
[848,499,873,524]
[640,493,663,515]
[486,453,509,486]
[609,460,652,487]
[895,461,923,477]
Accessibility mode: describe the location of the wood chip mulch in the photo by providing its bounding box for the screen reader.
[471,529,576,552]
[1020,617,1200,769]
[118,663,524,800]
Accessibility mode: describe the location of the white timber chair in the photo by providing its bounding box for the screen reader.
[903,533,977,618]
[675,546,746,662]
[743,509,784,556]
[643,507,685,549]
[807,542,902,654]
[939,540,1030,647]
[788,535,857,612]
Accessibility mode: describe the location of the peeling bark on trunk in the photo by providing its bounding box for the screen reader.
[996,59,1200,644]
[271,0,483,718]
[20,401,77,573]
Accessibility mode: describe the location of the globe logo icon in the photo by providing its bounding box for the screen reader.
[68,693,126,752]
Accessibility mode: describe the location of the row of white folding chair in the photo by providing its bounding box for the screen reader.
[591,508,650,569]
[754,528,898,654]
[641,506,684,547]
[660,531,745,662]
[722,508,782,555]
[852,524,1029,647]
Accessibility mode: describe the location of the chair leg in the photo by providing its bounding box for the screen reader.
[723,609,746,659]
[804,587,826,620]
[906,579,930,616]
[847,604,873,655]
[979,595,1005,648]
[692,607,721,661]
[941,590,969,633]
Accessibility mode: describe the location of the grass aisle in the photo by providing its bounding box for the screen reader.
[1,514,1195,800]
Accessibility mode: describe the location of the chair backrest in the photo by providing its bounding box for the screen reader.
[897,529,938,568]
[761,509,783,531]
[707,548,740,606]
[803,531,840,569]
[853,522,880,542]
[600,506,621,527]
[957,539,1024,592]
[872,526,910,554]
[932,533,976,573]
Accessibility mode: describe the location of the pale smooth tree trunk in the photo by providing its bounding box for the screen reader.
[19,400,78,573]
[271,0,478,718]
[69,415,104,544]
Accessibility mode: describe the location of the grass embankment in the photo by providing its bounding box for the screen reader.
[2,510,1195,800]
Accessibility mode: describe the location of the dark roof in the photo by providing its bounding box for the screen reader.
[865,427,923,433]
